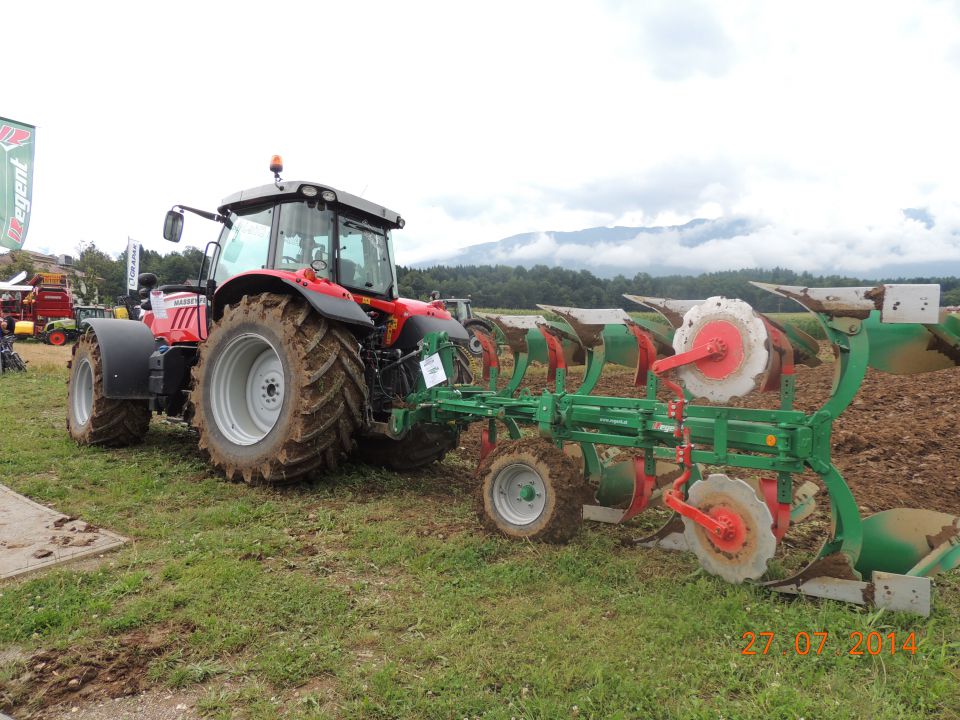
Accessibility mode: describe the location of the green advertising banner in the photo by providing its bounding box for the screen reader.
[0,116,35,251]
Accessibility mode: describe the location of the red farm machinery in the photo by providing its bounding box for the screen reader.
[7,272,74,338]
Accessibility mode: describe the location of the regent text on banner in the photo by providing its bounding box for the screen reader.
[0,117,35,251]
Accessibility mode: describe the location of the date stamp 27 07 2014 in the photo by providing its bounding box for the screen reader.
[740,631,918,656]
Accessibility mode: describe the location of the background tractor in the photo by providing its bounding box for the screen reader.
[66,158,471,481]
[41,305,111,345]
[437,296,495,358]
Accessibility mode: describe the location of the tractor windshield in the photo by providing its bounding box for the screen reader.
[214,205,274,284]
[76,307,102,323]
[337,216,394,297]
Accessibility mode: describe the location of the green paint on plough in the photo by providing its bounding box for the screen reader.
[392,283,960,615]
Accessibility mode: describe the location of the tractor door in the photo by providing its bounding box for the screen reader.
[336,216,397,298]
[211,205,276,284]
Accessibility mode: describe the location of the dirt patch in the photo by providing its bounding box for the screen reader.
[42,687,203,720]
[1,625,189,718]
[11,340,72,369]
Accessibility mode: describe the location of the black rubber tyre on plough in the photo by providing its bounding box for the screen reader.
[477,437,586,543]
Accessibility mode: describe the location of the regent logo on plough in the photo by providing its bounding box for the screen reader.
[392,282,960,616]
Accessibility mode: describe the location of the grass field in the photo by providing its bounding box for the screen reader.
[1,352,958,718]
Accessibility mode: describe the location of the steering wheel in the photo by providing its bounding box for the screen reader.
[282,256,301,264]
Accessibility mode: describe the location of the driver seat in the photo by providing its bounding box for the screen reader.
[338,259,358,286]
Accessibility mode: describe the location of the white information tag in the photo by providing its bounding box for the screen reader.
[419,353,447,389]
[149,290,168,319]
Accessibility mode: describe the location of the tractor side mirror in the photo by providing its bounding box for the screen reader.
[163,210,184,243]
[138,273,158,291]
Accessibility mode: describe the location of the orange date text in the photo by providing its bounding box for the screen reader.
[740,631,918,656]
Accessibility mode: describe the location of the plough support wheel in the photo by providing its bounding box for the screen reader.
[477,437,585,543]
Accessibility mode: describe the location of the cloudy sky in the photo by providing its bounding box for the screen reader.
[5,0,960,275]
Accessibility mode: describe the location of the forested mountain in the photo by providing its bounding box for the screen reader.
[17,244,958,312]
[415,218,755,277]
[398,264,960,312]
[411,215,960,279]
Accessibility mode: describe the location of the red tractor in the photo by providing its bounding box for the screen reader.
[66,159,470,482]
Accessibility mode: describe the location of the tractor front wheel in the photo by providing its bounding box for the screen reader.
[47,329,68,346]
[477,437,585,543]
[67,334,151,446]
[191,293,366,484]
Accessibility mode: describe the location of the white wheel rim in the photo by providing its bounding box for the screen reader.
[209,333,284,446]
[672,297,771,402]
[492,462,547,525]
[681,474,777,583]
[73,358,94,426]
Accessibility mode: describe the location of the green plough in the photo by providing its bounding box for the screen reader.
[392,283,960,615]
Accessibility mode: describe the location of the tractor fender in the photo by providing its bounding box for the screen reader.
[83,318,156,399]
[392,315,470,347]
[463,317,494,333]
[213,273,374,333]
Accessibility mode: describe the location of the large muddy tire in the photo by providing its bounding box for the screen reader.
[355,424,459,471]
[191,293,366,485]
[477,437,584,543]
[67,333,151,446]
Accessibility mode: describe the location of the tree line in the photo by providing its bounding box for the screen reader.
[5,245,206,304]
[398,265,960,311]
[10,246,958,311]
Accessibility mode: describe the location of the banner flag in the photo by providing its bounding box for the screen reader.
[0,117,35,252]
[126,237,141,291]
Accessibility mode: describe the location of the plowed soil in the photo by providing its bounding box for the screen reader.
[457,350,960,516]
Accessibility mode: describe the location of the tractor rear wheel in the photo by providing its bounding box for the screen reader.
[477,437,585,543]
[355,424,459,471]
[47,329,68,346]
[191,293,366,485]
[67,333,151,446]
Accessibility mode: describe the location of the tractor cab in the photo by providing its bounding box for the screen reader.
[75,305,109,327]
[441,297,475,324]
[42,305,109,345]
[162,157,403,309]
[210,197,399,300]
